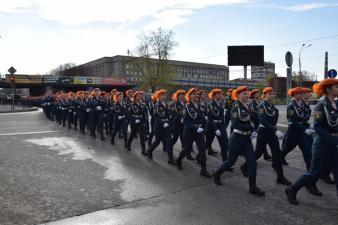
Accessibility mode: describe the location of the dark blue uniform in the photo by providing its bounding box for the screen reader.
[241,100,290,184]
[205,100,228,161]
[111,101,128,147]
[126,101,147,152]
[176,101,211,176]
[147,100,156,146]
[79,97,90,134]
[169,100,185,150]
[287,97,338,203]
[282,99,312,169]
[224,95,234,129]
[147,100,174,163]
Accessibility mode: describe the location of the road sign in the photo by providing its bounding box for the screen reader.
[285,52,293,68]
[328,69,337,78]
[8,66,16,75]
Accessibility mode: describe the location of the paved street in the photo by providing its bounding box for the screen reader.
[0,108,337,225]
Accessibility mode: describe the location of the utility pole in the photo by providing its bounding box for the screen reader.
[324,51,328,79]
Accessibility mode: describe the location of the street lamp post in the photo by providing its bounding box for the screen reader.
[298,43,312,86]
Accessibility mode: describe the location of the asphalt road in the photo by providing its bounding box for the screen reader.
[0,107,337,225]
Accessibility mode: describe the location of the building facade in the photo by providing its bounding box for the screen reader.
[251,62,275,83]
[66,55,230,88]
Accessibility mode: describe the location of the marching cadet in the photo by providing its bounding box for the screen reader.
[126,91,147,154]
[213,86,265,196]
[97,91,107,141]
[285,79,338,204]
[89,88,100,139]
[200,89,217,155]
[125,90,135,133]
[57,94,63,125]
[111,92,128,148]
[147,94,157,146]
[73,91,83,131]
[282,87,312,170]
[67,92,76,129]
[224,88,235,130]
[109,89,118,135]
[240,87,291,185]
[79,91,90,135]
[303,88,336,185]
[147,90,175,165]
[176,88,212,178]
[61,94,69,127]
[169,89,186,152]
[205,88,230,162]
[249,89,272,161]
[104,93,112,135]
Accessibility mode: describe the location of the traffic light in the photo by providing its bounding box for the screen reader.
[10,76,15,87]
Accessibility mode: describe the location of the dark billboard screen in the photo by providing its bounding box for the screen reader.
[228,45,264,66]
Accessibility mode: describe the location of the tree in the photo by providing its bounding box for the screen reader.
[129,28,178,92]
[292,70,317,83]
[49,62,76,76]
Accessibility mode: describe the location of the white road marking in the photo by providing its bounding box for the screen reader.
[0,108,41,116]
[0,131,58,136]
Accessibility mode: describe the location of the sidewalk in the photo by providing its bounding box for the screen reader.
[0,104,38,113]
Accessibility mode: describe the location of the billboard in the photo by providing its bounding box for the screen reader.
[6,74,43,84]
[58,76,74,84]
[102,77,127,85]
[43,75,59,84]
[228,45,264,66]
[74,76,102,84]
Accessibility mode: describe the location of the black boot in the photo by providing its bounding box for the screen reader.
[92,132,96,139]
[277,175,292,186]
[147,149,153,159]
[100,134,105,141]
[249,177,265,196]
[200,170,212,178]
[208,147,217,156]
[186,154,195,160]
[282,158,288,165]
[168,154,176,165]
[176,159,183,169]
[320,174,335,184]
[240,164,248,177]
[285,187,298,205]
[111,138,115,145]
[141,148,147,156]
[263,153,272,161]
[213,171,222,185]
[306,184,323,196]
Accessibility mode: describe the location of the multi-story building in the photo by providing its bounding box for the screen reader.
[251,62,275,83]
[66,55,230,88]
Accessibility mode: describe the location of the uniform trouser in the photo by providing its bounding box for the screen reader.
[61,109,68,126]
[89,110,98,134]
[79,110,87,132]
[282,127,312,169]
[172,120,184,150]
[224,110,231,129]
[149,122,173,158]
[73,110,79,129]
[127,122,146,150]
[103,113,109,134]
[111,118,128,146]
[216,133,256,177]
[205,124,228,161]
[254,128,283,175]
[148,117,155,145]
[145,117,150,136]
[57,108,62,124]
[51,106,57,121]
[97,111,104,137]
[108,112,114,134]
[68,109,74,128]
[291,138,338,195]
[177,127,207,171]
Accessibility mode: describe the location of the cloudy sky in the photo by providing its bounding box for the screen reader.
[0,0,337,80]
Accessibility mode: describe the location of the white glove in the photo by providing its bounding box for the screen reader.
[118,116,124,120]
[135,119,141,124]
[275,130,284,139]
[69,109,72,113]
[204,116,208,121]
[96,106,102,110]
[250,131,258,139]
[305,129,316,136]
[73,112,76,115]
[163,122,169,128]
[86,109,91,112]
[180,118,184,124]
[197,127,204,133]
[215,129,221,137]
